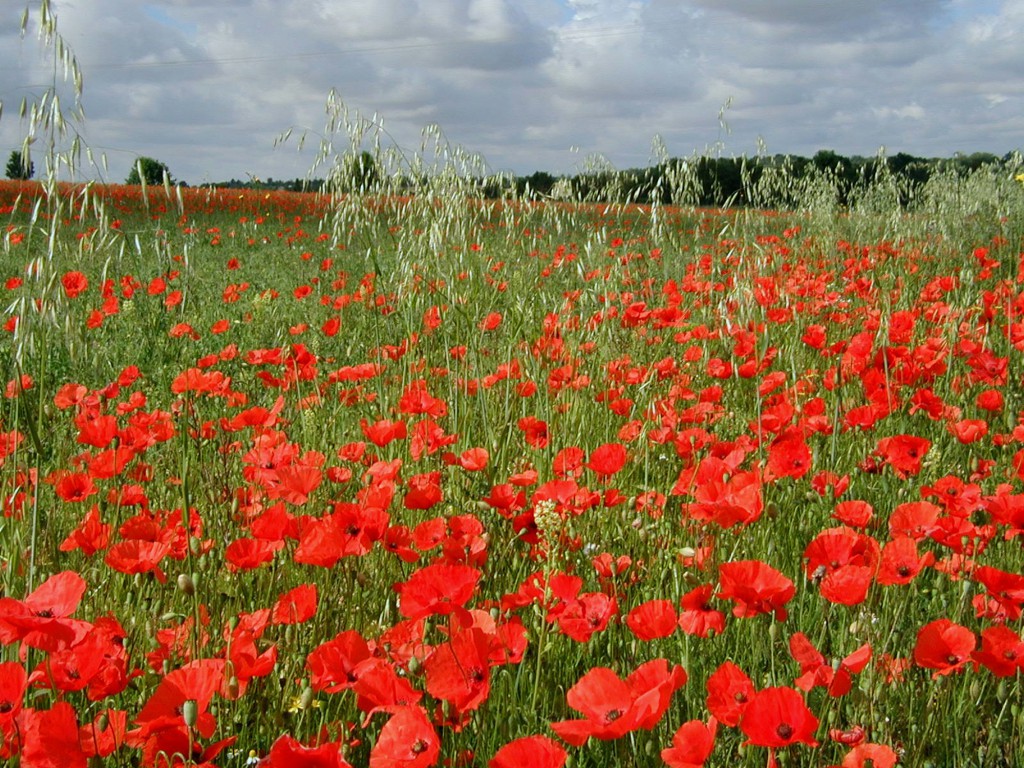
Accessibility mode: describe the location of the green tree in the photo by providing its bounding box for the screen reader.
[328,151,379,193]
[126,156,173,185]
[6,149,34,180]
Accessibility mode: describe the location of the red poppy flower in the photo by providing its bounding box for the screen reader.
[271,584,318,625]
[368,706,439,768]
[62,270,89,298]
[397,379,447,418]
[661,718,717,768]
[550,659,686,745]
[130,658,228,764]
[888,501,941,540]
[0,570,89,650]
[479,311,503,331]
[403,471,443,510]
[226,537,283,571]
[352,657,424,719]
[454,447,489,471]
[104,539,172,582]
[739,686,819,748]
[688,468,763,529]
[678,584,726,638]
[489,735,566,768]
[913,619,975,677]
[79,707,128,758]
[803,527,880,606]
[59,505,111,555]
[53,471,98,503]
[972,625,1024,677]
[839,742,899,768]
[717,560,795,620]
[307,630,373,693]
[765,431,812,481]
[361,418,408,447]
[832,500,874,528]
[872,434,930,478]
[0,661,26,724]
[423,626,492,715]
[19,701,87,768]
[587,442,628,477]
[876,536,934,586]
[517,416,549,449]
[396,564,480,620]
[705,661,755,727]
[625,599,678,640]
[973,565,1024,621]
[263,734,353,767]
[788,632,871,697]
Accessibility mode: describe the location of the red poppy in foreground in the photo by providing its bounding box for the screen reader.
[661,718,717,768]
[913,619,975,677]
[489,735,566,768]
[396,564,480,620]
[705,661,755,727]
[717,560,795,620]
[550,659,686,746]
[739,686,819,748]
[261,734,353,767]
[625,599,678,640]
[369,706,440,768]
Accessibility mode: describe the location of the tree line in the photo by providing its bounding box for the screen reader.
[7,148,1021,209]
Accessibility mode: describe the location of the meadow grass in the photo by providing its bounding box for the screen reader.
[1,153,1023,768]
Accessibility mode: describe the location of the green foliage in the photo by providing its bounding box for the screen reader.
[126,155,173,185]
[326,150,380,193]
[5,149,34,180]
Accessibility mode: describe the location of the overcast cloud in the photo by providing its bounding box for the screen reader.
[1,0,1021,184]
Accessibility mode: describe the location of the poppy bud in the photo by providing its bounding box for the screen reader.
[300,685,314,710]
[997,680,1007,702]
[177,573,194,595]
[227,676,240,699]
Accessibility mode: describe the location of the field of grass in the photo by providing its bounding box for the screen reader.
[1,158,1024,768]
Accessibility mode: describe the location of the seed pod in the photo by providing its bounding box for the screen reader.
[182,699,198,727]
[176,573,194,596]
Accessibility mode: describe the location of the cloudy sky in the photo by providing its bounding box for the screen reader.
[1,0,1021,185]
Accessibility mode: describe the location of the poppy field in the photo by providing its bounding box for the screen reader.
[1,165,1024,768]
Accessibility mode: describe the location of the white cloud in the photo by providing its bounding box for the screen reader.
[1,0,1022,183]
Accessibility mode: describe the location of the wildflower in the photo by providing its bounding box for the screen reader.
[717,560,795,620]
[739,686,819,748]
[489,736,566,768]
[625,599,678,640]
[705,661,755,727]
[550,659,686,745]
[913,619,975,677]
[661,718,717,768]
[62,270,89,298]
[369,706,439,768]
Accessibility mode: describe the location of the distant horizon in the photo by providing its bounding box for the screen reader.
[5,146,1019,190]
[3,1,1021,186]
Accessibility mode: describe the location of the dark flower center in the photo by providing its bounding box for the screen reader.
[776,723,794,740]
